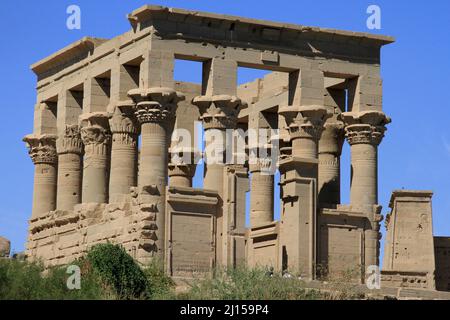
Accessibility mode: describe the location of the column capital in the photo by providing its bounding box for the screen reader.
[340,111,390,146]
[344,124,386,146]
[319,120,345,155]
[107,100,139,135]
[192,95,247,130]
[79,112,111,147]
[128,87,184,125]
[279,105,330,141]
[56,125,83,155]
[23,134,58,165]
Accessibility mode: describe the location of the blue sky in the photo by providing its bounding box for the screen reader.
[0,1,449,265]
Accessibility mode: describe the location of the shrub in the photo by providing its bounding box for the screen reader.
[0,258,105,300]
[84,243,148,299]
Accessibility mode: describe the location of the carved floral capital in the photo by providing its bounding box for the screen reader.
[56,125,83,155]
[79,112,111,147]
[279,105,330,142]
[128,87,184,125]
[339,111,390,146]
[192,95,247,130]
[23,134,58,165]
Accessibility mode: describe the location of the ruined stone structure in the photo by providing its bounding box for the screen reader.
[0,236,10,258]
[23,5,449,292]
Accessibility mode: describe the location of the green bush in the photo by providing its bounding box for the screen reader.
[84,243,148,299]
[0,258,105,300]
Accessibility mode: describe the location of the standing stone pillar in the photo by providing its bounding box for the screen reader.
[79,112,111,203]
[128,87,184,257]
[318,121,344,207]
[193,95,243,191]
[56,125,83,210]
[108,101,139,202]
[192,95,244,266]
[340,111,391,211]
[249,143,274,227]
[23,134,58,219]
[340,111,390,268]
[278,105,329,278]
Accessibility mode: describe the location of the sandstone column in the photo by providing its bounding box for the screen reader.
[340,111,391,211]
[23,134,58,219]
[168,149,198,187]
[192,94,244,266]
[129,87,184,257]
[79,112,111,203]
[56,125,83,210]
[340,111,390,268]
[249,144,274,226]
[318,120,344,207]
[278,105,329,278]
[108,101,139,202]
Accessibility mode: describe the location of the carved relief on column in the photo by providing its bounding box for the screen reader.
[79,112,111,204]
[108,102,139,147]
[279,105,330,159]
[56,125,83,210]
[23,134,58,219]
[107,101,139,202]
[57,125,83,155]
[80,114,111,156]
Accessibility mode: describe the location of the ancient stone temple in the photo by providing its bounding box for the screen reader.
[23,5,449,292]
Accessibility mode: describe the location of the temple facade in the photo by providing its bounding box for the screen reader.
[23,5,449,291]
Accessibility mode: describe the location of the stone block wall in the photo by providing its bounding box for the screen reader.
[435,237,450,291]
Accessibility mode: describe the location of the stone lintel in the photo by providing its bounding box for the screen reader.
[167,186,219,206]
